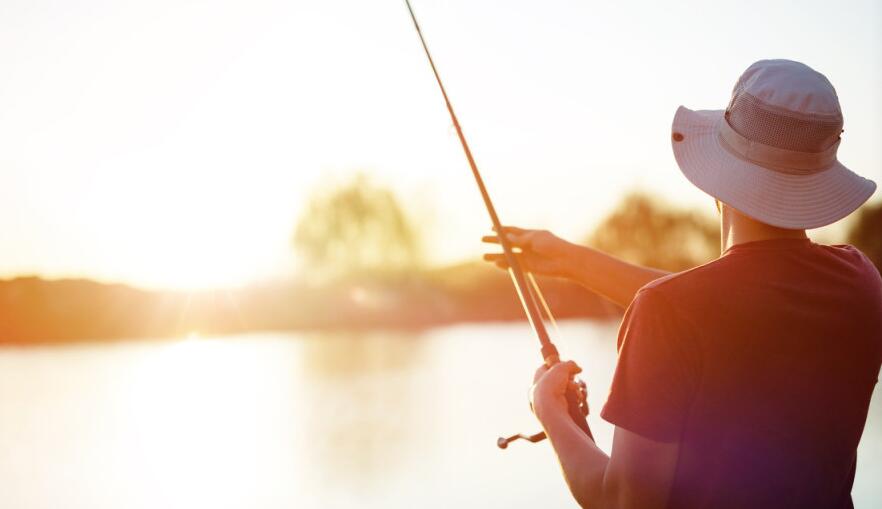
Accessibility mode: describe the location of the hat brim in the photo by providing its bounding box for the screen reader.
[671,106,876,229]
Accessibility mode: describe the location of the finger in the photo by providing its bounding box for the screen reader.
[483,252,524,263]
[483,256,511,269]
[486,231,531,249]
[562,360,583,375]
[484,232,523,247]
[536,364,575,395]
[545,361,582,384]
[490,227,535,248]
[510,231,536,249]
[497,225,528,235]
[533,364,549,383]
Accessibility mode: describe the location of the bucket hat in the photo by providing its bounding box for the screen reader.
[671,59,876,229]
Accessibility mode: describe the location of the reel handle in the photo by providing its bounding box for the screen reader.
[497,376,592,449]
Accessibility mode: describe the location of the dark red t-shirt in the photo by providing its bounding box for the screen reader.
[601,239,882,509]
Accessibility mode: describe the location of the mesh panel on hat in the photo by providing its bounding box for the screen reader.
[726,92,843,153]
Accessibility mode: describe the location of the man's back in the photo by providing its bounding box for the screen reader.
[602,238,882,508]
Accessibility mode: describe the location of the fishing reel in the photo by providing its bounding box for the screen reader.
[497,376,590,449]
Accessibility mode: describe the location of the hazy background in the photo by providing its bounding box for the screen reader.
[0,0,879,290]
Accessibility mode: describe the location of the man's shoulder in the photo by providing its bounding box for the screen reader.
[638,257,734,302]
[636,242,882,307]
[621,261,733,335]
[825,244,881,277]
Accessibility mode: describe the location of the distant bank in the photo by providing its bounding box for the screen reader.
[0,263,619,344]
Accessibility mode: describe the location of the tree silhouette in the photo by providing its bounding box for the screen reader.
[588,192,719,273]
[293,173,423,279]
[847,201,882,273]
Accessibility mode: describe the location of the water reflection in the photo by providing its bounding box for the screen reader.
[0,324,877,508]
[297,332,428,494]
[126,338,286,508]
[299,331,423,378]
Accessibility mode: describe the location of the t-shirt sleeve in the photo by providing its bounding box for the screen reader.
[601,286,699,443]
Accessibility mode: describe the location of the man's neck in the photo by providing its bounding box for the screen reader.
[720,205,808,252]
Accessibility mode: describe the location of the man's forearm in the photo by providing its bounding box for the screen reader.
[563,243,670,308]
[542,411,611,509]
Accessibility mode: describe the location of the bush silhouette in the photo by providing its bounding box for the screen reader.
[847,201,882,273]
[589,192,719,272]
[293,173,423,280]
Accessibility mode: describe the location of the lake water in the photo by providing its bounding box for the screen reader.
[0,321,879,508]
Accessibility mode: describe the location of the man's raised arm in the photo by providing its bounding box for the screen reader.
[482,227,669,308]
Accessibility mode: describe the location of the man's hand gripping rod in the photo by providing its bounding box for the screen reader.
[403,0,593,448]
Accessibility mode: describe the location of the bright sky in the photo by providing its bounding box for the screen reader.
[0,0,879,289]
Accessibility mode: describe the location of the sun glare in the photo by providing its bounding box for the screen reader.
[133,223,261,290]
[126,338,280,506]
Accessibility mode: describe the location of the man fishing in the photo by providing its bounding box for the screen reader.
[483,60,882,509]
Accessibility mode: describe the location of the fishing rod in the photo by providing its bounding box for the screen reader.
[403,0,593,448]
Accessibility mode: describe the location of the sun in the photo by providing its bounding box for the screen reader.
[110,226,282,291]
